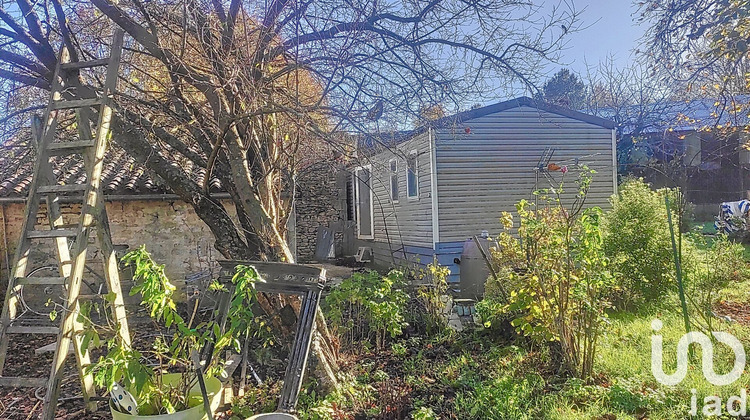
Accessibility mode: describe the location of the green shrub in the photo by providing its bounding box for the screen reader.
[484,167,615,379]
[324,270,408,350]
[603,178,677,305]
[408,262,451,336]
[411,406,437,420]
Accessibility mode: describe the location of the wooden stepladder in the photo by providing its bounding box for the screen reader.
[0,28,131,419]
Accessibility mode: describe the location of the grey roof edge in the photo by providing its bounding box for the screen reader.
[425,96,616,131]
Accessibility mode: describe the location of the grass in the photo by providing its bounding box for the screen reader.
[690,220,750,261]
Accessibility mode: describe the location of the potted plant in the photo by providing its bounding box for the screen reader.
[79,246,260,419]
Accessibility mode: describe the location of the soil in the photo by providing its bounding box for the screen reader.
[714,300,750,326]
[0,305,291,419]
[1,327,130,419]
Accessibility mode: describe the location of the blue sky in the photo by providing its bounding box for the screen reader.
[551,0,646,75]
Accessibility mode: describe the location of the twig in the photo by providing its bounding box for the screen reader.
[24,401,40,420]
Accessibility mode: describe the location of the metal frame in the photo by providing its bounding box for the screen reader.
[217,260,326,413]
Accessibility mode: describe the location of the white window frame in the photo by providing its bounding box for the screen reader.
[354,165,374,239]
[406,150,419,200]
[389,158,399,203]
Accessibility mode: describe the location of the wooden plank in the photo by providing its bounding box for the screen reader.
[60,58,109,70]
[6,326,60,334]
[34,342,74,356]
[50,98,103,110]
[47,141,95,155]
[27,230,78,239]
[16,277,67,285]
[0,376,48,388]
[37,184,87,194]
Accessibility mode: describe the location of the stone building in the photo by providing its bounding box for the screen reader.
[0,138,344,300]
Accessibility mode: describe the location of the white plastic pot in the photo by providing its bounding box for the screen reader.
[246,414,298,420]
[110,373,222,420]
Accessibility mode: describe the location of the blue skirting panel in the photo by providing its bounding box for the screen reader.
[362,240,466,284]
[435,241,465,284]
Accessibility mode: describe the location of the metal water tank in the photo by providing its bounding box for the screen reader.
[458,235,491,300]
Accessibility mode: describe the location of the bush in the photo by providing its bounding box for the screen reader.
[484,167,615,379]
[602,178,677,305]
[407,262,451,336]
[685,234,749,328]
[324,270,408,350]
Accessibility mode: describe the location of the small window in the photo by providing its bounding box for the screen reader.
[389,159,399,201]
[407,151,419,199]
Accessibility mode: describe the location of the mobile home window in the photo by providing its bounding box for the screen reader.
[407,151,419,198]
[389,159,399,202]
[355,166,374,239]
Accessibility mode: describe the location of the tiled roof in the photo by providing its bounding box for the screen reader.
[0,134,223,198]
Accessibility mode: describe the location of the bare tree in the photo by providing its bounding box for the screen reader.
[583,56,681,137]
[0,0,580,382]
[638,0,750,95]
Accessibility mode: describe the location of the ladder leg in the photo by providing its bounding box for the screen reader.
[75,103,131,347]
[93,195,131,345]
[0,195,44,374]
[42,250,88,420]
[44,30,125,417]
[72,307,96,411]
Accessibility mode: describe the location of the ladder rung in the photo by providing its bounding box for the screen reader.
[27,229,78,239]
[51,98,104,110]
[6,325,59,334]
[37,184,87,194]
[16,277,67,285]
[60,58,109,70]
[54,223,80,229]
[47,140,95,155]
[0,376,48,388]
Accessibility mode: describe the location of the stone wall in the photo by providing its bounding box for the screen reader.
[294,161,347,262]
[0,199,227,300]
[0,167,346,298]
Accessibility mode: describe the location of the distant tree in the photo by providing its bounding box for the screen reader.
[640,0,750,98]
[538,68,586,109]
[583,57,679,137]
[637,0,750,186]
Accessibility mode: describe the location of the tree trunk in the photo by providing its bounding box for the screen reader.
[110,112,340,389]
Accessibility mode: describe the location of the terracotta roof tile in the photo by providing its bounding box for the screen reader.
[0,136,223,197]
